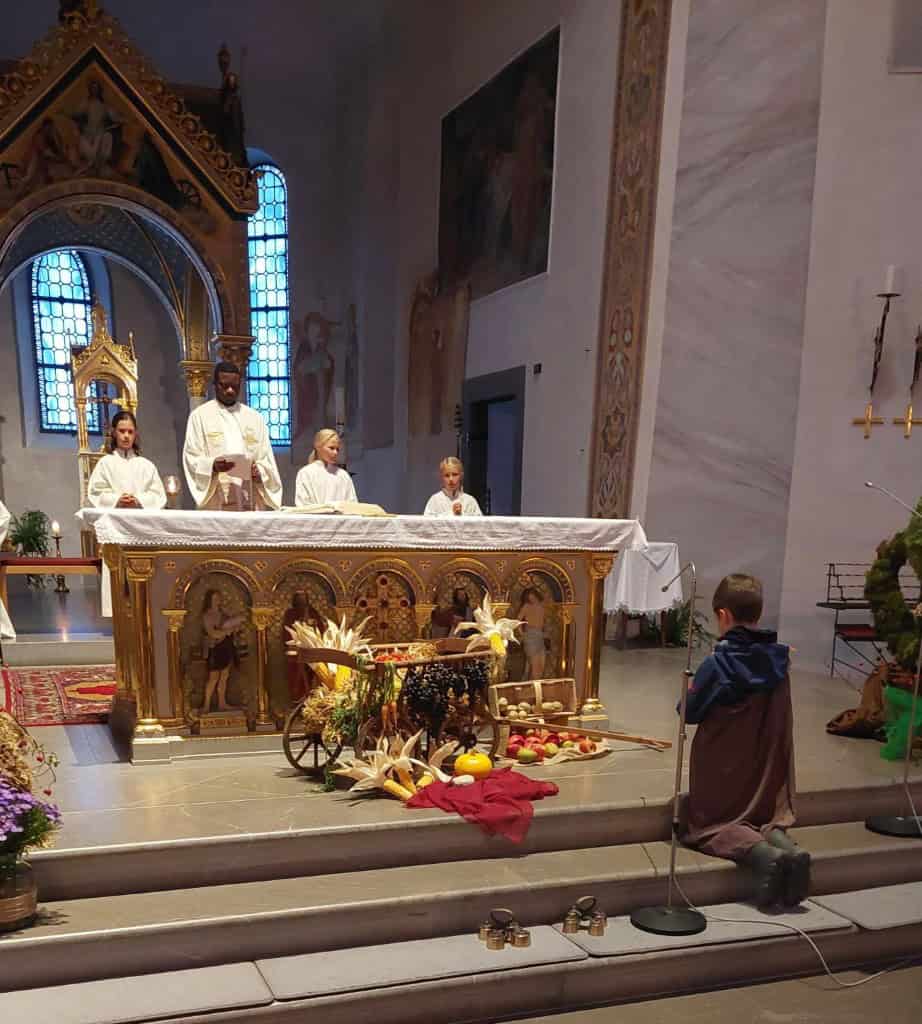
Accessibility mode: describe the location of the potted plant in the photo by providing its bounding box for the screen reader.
[0,711,60,932]
[8,510,52,590]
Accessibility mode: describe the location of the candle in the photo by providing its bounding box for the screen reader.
[335,386,345,428]
[884,265,899,294]
[164,475,179,496]
[51,520,61,538]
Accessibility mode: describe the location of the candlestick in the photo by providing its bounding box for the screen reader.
[853,288,899,438]
[51,520,61,539]
[164,475,180,509]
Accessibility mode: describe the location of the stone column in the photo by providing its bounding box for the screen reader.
[559,603,576,679]
[126,556,164,739]
[251,606,277,732]
[180,360,213,411]
[414,603,435,637]
[161,609,189,731]
[581,554,614,721]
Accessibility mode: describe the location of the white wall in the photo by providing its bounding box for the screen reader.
[780,3,922,672]
[641,0,827,625]
[343,0,621,515]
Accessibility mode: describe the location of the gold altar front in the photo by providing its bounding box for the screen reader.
[102,540,614,751]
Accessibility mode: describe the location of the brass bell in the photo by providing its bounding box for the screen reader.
[512,928,532,948]
[588,910,607,936]
[562,908,582,934]
[486,927,507,951]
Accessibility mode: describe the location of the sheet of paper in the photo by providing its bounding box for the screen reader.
[218,453,253,511]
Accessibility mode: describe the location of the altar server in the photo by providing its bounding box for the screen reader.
[87,411,167,510]
[182,361,282,510]
[0,499,16,639]
[423,457,482,516]
[88,411,166,617]
[294,429,357,507]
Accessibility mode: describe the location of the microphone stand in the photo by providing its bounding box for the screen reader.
[631,562,707,935]
[864,483,922,838]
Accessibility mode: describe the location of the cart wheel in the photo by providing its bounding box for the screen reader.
[282,701,343,775]
[355,709,416,757]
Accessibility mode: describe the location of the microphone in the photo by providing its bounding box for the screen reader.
[865,482,922,520]
[662,561,696,593]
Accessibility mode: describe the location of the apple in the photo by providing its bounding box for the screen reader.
[543,742,560,757]
[526,729,537,737]
[506,743,523,759]
[531,744,546,760]
[561,740,577,749]
[578,740,595,754]
[546,734,560,745]
[517,747,539,764]
[509,734,526,746]
[558,732,570,742]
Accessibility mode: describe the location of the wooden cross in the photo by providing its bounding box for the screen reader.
[894,403,922,438]
[853,401,884,438]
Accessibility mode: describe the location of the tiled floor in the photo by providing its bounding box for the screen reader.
[27,644,911,853]
[512,964,922,1022]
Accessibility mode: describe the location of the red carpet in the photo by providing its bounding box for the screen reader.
[2,666,117,726]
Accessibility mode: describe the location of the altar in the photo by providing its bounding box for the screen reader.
[77,508,647,762]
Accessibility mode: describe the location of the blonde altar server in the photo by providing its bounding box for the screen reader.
[423,457,482,517]
[87,410,166,616]
[295,429,357,507]
[182,361,282,510]
[0,498,15,639]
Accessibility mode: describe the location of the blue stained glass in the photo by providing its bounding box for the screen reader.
[31,250,96,433]
[247,164,291,445]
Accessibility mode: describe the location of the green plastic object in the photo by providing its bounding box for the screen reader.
[881,685,922,761]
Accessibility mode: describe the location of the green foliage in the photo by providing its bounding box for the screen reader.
[865,506,922,670]
[9,511,50,558]
[662,602,716,649]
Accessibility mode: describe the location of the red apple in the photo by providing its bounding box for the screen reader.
[558,732,570,742]
[531,744,546,760]
[578,740,594,754]
[506,743,523,759]
[509,734,526,745]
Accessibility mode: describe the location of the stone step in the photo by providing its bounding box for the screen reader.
[32,775,922,901]
[3,821,920,993]
[1,893,921,1024]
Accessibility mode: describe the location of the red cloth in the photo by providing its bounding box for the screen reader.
[406,767,558,843]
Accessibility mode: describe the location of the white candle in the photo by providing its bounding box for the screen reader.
[51,520,61,538]
[884,265,899,294]
[164,475,179,496]
[335,386,345,427]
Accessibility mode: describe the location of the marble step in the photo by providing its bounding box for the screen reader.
[31,775,922,901]
[2,821,920,992]
[1,898,921,1024]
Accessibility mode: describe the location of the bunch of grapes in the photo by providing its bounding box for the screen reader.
[462,659,489,700]
[402,666,450,728]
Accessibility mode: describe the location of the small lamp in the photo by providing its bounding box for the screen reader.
[164,475,180,509]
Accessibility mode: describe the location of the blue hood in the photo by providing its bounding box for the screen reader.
[684,626,790,724]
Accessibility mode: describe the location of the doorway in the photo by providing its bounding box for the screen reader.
[463,367,525,516]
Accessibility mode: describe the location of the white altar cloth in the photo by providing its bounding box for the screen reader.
[76,509,649,553]
[604,541,683,614]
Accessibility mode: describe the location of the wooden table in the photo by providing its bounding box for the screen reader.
[0,555,101,609]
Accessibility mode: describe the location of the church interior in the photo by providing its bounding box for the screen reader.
[1,1,922,1021]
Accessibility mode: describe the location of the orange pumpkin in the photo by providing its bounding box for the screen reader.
[453,750,493,780]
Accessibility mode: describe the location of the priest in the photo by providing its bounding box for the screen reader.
[182,361,282,510]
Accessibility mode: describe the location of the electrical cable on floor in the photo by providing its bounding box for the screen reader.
[671,876,922,989]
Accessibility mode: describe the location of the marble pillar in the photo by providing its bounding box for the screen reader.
[644,0,827,623]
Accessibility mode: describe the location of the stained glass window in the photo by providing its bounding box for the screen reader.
[31,250,97,433]
[247,164,291,445]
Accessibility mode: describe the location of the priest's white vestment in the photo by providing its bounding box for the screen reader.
[294,460,357,508]
[183,400,282,510]
[88,451,167,616]
[0,500,15,639]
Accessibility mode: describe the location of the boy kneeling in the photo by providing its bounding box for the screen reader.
[682,574,810,907]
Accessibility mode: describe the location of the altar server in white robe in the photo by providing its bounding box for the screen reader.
[0,498,16,639]
[182,361,282,511]
[295,429,357,507]
[423,457,482,517]
[87,410,167,616]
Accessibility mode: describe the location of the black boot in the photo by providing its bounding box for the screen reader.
[766,828,811,906]
[744,841,786,908]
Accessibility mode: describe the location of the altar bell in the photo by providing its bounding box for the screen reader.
[294,429,357,507]
[182,361,282,510]
[88,411,167,617]
[423,457,482,516]
[681,573,810,908]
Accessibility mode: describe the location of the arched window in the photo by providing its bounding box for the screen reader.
[31,250,96,433]
[247,164,291,445]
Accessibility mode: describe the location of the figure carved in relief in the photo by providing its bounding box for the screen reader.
[292,313,335,439]
[200,589,244,712]
[217,43,247,167]
[72,79,122,177]
[515,586,548,680]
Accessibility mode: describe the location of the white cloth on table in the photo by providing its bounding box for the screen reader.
[88,451,167,617]
[604,541,682,614]
[423,490,483,517]
[77,509,649,553]
[294,461,357,508]
[0,500,15,639]
[182,400,282,510]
